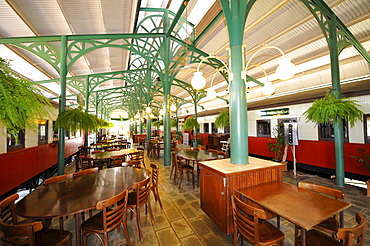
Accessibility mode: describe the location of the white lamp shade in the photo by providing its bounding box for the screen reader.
[191,72,207,90]
[261,82,275,96]
[146,106,152,113]
[170,104,176,111]
[207,87,217,99]
[276,58,296,80]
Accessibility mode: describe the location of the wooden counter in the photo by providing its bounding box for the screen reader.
[198,157,284,235]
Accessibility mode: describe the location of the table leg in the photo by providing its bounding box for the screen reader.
[276,215,280,229]
[300,227,306,246]
[74,213,81,245]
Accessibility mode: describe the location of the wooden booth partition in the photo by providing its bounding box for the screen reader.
[198,158,284,235]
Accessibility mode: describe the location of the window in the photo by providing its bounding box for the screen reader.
[257,120,271,137]
[364,114,370,144]
[7,131,25,152]
[318,120,348,142]
[38,119,48,145]
[204,123,209,133]
[211,123,217,133]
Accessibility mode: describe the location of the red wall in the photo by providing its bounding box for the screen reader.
[0,137,83,196]
[249,137,370,177]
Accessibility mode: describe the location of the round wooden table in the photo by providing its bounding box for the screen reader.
[89,148,139,159]
[15,167,150,245]
[177,149,219,162]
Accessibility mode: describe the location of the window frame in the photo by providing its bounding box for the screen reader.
[257,119,271,137]
[38,119,48,145]
[364,114,370,144]
[7,131,25,152]
[318,119,349,142]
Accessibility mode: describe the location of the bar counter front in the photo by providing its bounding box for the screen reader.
[198,157,285,235]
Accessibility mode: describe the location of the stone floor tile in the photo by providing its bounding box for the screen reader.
[170,218,195,238]
[156,227,181,246]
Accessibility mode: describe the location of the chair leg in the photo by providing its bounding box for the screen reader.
[232,229,239,246]
[154,186,163,209]
[136,206,143,241]
[178,173,183,189]
[121,217,132,246]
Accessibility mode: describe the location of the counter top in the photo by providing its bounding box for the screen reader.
[198,157,284,177]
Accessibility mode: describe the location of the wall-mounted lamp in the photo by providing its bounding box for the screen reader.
[191,54,232,91]
[145,106,152,114]
[191,45,295,97]
[159,109,164,115]
[170,104,177,111]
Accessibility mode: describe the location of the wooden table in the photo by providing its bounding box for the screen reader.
[89,149,139,159]
[177,149,219,162]
[15,167,150,245]
[236,181,351,246]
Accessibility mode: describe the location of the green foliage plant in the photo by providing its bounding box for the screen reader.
[350,149,370,171]
[302,90,363,127]
[183,116,199,131]
[170,119,177,128]
[267,122,285,161]
[54,108,111,134]
[0,58,51,136]
[214,111,229,129]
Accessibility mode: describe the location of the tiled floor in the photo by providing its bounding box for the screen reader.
[57,147,370,246]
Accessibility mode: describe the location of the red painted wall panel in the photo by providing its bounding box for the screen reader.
[0,137,83,196]
[248,136,370,177]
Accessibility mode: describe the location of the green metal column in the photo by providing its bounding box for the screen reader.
[146,116,152,149]
[329,14,345,187]
[163,9,171,166]
[219,0,254,164]
[57,35,68,175]
[84,75,90,146]
[229,45,248,164]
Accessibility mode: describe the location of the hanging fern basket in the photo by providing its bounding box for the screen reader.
[214,111,229,129]
[302,91,363,127]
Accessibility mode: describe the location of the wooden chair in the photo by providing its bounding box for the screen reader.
[0,216,72,246]
[80,157,94,170]
[93,158,110,170]
[297,181,345,234]
[217,151,227,159]
[74,167,99,178]
[231,195,284,246]
[175,155,195,189]
[148,140,157,157]
[150,163,163,209]
[44,173,74,230]
[130,148,146,167]
[295,212,368,246]
[106,148,120,151]
[0,193,49,228]
[170,148,181,179]
[81,189,131,246]
[208,149,218,153]
[79,146,92,155]
[122,160,141,168]
[92,150,104,154]
[110,154,126,167]
[127,176,154,241]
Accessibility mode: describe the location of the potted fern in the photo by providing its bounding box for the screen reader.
[267,122,285,161]
[0,57,51,136]
[184,116,200,147]
[214,111,229,130]
[302,90,363,127]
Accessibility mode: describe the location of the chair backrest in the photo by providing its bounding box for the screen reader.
[297,182,344,199]
[122,160,141,168]
[92,150,105,154]
[131,176,152,207]
[96,188,129,235]
[150,163,159,187]
[217,151,227,159]
[0,194,19,225]
[0,216,43,246]
[171,147,181,152]
[231,195,268,244]
[335,212,367,246]
[176,155,186,172]
[110,155,126,167]
[74,167,99,178]
[79,146,92,155]
[44,173,74,186]
[208,149,218,153]
[81,157,94,170]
